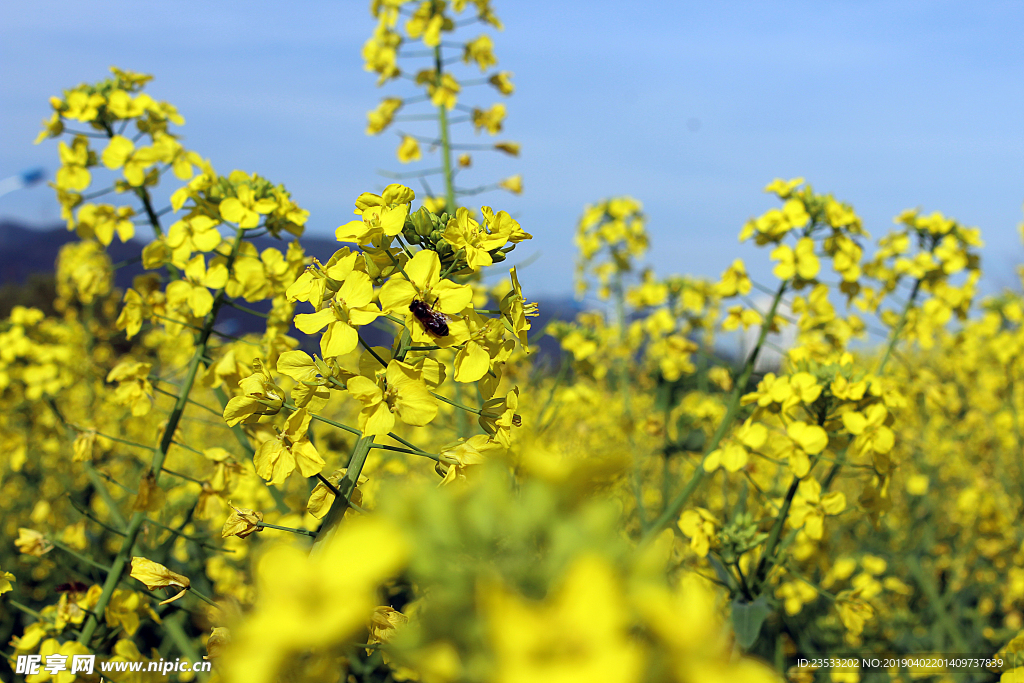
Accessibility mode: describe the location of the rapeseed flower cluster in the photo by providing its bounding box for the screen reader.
[3,4,1024,683]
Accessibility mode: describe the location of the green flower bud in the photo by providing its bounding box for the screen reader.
[410,207,434,237]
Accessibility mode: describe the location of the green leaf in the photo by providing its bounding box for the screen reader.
[732,595,770,650]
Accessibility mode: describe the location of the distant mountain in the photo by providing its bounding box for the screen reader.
[0,219,579,363]
[0,219,343,288]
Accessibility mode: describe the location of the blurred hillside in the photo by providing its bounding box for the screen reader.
[0,220,579,361]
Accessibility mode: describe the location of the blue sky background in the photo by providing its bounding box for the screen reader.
[3,0,1024,297]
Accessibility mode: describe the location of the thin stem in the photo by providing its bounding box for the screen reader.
[432,390,482,415]
[385,431,427,453]
[359,336,389,367]
[51,538,112,573]
[440,250,465,279]
[878,277,923,374]
[66,494,126,536]
[315,473,342,498]
[76,428,153,454]
[152,384,222,416]
[308,411,362,436]
[752,476,802,589]
[644,280,789,537]
[188,587,220,608]
[170,439,205,456]
[83,465,129,531]
[435,45,457,214]
[906,555,969,652]
[256,522,317,538]
[222,298,269,318]
[77,226,246,646]
[378,167,445,180]
[537,351,571,434]
[8,600,45,621]
[161,466,204,485]
[371,443,440,462]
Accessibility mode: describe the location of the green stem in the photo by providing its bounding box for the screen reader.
[66,494,126,536]
[50,539,112,573]
[256,522,317,538]
[84,465,129,531]
[819,278,925,499]
[614,271,645,530]
[77,226,246,646]
[537,350,571,434]
[308,411,362,436]
[359,336,389,368]
[187,586,220,608]
[222,297,269,318]
[878,277,922,375]
[162,611,207,681]
[432,390,482,415]
[905,555,968,652]
[434,45,457,214]
[170,439,205,456]
[80,429,153,453]
[454,382,470,437]
[152,383,222,416]
[440,250,465,279]
[161,466,204,485]
[7,600,45,621]
[371,443,440,461]
[644,280,788,537]
[310,435,374,556]
[315,473,343,497]
[752,476,802,590]
[143,517,224,551]
[135,186,166,239]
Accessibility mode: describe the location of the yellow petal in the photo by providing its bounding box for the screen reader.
[394,382,437,426]
[361,401,396,436]
[821,491,846,515]
[404,250,441,291]
[295,307,337,334]
[321,321,358,358]
[379,278,418,313]
[842,411,867,435]
[432,279,474,315]
[454,341,491,382]
[347,375,383,403]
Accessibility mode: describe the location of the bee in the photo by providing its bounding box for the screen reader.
[409,298,449,337]
[56,581,89,595]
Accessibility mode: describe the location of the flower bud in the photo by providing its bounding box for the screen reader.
[410,207,435,236]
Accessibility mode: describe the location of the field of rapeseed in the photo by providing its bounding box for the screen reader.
[3,2,1024,682]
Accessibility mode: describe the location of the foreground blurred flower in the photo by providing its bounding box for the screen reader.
[483,555,642,683]
[220,517,408,683]
[205,627,230,660]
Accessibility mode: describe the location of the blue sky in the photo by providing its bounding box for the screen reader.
[3,0,1024,296]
